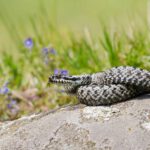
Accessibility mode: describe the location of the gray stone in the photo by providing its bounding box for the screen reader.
[0,95,150,150]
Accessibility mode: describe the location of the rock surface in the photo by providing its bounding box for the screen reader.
[0,95,150,150]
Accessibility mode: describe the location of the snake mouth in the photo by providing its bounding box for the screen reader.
[48,75,81,84]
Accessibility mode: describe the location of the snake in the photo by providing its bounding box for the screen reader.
[48,66,150,106]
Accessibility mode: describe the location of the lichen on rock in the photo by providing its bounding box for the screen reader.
[0,95,150,150]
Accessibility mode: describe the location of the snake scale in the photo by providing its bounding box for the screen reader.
[49,66,150,106]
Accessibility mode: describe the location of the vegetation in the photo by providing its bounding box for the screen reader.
[0,0,149,121]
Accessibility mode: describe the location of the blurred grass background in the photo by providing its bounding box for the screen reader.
[0,0,149,121]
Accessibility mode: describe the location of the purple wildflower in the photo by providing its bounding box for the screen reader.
[24,38,33,49]
[53,69,69,76]
[7,103,13,109]
[42,48,49,55]
[42,47,57,55]
[7,100,17,109]
[50,48,57,55]
[0,87,9,95]
[60,70,69,76]
[54,69,59,75]
[11,99,17,105]
[0,81,10,95]
[7,99,19,115]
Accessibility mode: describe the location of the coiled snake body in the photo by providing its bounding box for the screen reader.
[49,66,150,106]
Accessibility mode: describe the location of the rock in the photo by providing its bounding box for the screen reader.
[0,95,150,150]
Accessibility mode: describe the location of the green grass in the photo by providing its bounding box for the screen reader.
[0,0,149,121]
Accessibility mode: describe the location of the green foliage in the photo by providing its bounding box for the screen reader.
[101,28,122,66]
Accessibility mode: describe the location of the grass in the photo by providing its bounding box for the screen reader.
[0,0,149,121]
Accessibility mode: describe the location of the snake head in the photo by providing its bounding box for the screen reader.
[48,74,92,93]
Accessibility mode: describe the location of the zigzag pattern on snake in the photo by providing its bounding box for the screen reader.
[49,66,150,106]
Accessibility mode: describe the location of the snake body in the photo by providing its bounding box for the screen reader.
[49,66,150,106]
